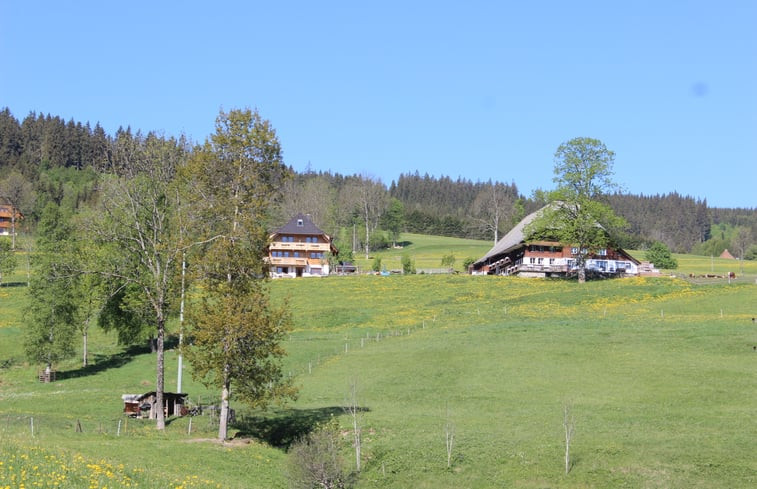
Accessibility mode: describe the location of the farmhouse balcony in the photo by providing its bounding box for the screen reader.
[511,263,569,275]
[268,257,309,267]
[270,241,331,252]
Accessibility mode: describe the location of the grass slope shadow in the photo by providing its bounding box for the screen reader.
[234,406,371,449]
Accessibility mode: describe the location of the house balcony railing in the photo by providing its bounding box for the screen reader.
[270,242,331,252]
[512,264,569,274]
[268,257,309,267]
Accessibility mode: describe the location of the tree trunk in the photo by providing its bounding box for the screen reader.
[578,267,586,284]
[218,373,230,441]
[155,316,166,430]
[82,329,88,367]
[364,220,370,259]
[10,212,16,250]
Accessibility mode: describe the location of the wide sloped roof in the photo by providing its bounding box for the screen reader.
[474,207,545,265]
[273,213,328,236]
[475,203,640,267]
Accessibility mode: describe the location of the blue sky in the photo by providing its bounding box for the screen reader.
[1,1,755,208]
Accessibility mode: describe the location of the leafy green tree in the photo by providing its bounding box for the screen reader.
[645,241,678,270]
[383,197,405,246]
[441,252,456,269]
[98,284,156,349]
[526,137,626,283]
[23,203,78,378]
[371,256,382,273]
[745,244,757,261]
[66,229,107,367]
[184,108,295,441]
[401,254,415,274]
[82,132,189,430]
[731,227,752,272]
[0,237,17,286]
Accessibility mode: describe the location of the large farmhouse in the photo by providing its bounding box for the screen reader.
[471,206,640,278]
[266,214,338,278]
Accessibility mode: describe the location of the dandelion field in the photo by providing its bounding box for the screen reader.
[2,235,757,488]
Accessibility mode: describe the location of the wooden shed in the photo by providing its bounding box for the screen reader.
[122,392,188,419]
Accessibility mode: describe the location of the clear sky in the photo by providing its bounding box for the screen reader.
[1,1,755,208]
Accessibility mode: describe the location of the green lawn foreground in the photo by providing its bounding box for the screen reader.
[2,261,757,487]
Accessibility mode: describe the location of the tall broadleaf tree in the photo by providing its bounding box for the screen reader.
[526,137,626,283]
[82,131,189,429]
[0,237,17,286]
[23,203,78,378]
[184,108,296,441]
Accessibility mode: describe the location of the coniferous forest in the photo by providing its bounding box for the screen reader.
[1,107,755,257]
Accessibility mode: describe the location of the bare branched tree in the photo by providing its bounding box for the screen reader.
[344,379,363,472]
[444,403,455,469]
[563,401,576,474]
[471,182,519,244]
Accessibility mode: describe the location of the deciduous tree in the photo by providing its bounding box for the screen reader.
[471,181,519,244]
[731,227,752,273]
[383,197,405,247]
[23,203,77,378]
[645,241,678,270]
[184,108,295,441]
[82,132,189,429]
[0,237,17,286]
[526,137,626,283]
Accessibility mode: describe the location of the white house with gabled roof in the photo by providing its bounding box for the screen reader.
[266,214,338,278]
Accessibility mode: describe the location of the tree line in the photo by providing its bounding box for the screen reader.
[1,106,755,258]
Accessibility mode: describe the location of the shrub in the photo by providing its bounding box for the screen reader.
[401,254,416,274]
[287,418,346,489]
[371,256,382,273]
[440,252,456,269]
[645,241,678,269]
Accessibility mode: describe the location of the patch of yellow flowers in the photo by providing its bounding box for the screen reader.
[0,445,221,488]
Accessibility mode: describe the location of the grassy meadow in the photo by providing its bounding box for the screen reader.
[1,234,757,488]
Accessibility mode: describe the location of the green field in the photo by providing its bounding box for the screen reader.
[2,235,757,488]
